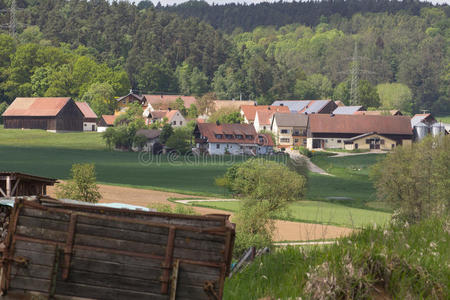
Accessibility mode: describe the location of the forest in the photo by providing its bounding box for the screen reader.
[0,0,448,116]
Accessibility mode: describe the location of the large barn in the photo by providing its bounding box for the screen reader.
[2,97,84,131]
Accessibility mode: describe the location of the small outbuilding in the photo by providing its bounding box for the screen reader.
[97,115,116,132]
[2,97,84,131]
[0,172,57,198]
[76,102,98,131]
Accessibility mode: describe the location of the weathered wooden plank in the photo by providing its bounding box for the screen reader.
[55,280,169,300]
[14,239,56,254]
[18,215,69,232]
[16,225,67,243]
[58,269,162,294]
[174,236,225,252]
[14,248,55,267]
[70,257,162,281]
[76,223,169,246]
[178,263,221,277]
[20,207,70,222]
[178,270,221,287]
[176,284,213,300]
[73,248,162,268]
[74,234,166,256]
[174,247,224,263]
[176,229,227,243]
[11,264,52,280]
[9,276,50,293]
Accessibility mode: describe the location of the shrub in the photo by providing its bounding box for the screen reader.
[55,163,101,203]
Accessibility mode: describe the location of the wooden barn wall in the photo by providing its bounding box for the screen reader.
[55,100,83,131]
[3,117,55,130]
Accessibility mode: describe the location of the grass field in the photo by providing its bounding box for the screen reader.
[436,115,450,123]
[0,128,391,215]
[191,200,391,228]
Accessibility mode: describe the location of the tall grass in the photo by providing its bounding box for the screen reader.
[224,217,449,299]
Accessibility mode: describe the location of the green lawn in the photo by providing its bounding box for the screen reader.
[436,115,450,123]
[191,200,391,228]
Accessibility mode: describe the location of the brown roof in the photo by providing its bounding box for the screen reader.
[272,112,308,127]
[197,123,258,144]
[309,114,413,135]
[0,172,57,184]
[76,102,98,119]
[143,95,197,109]
[354,110,402,116]
[258,133,275,147]
[150,110,169,119]
[136,129,161,139]
[241,105,290,122]
[2,97,72,117]
[165,110,180,121]
[101,115,116,126]
[213,100,256,111]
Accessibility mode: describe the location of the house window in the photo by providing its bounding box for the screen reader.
[263,126,266,130]
[245,135,253,139]
[391,144,395,149]
[216,144,220,149]
[281,129,289,134]
[381,139,385,145]
[303,139,307,145]
[84,124,87,127]
[337,140,342,143]
[172,121,176,125]
[215,134,222,139]
[366,139,370,144]
[294,139,299,143]
[180,121,183,125]
[240,146,243,149]
[236,135,243,139]
[280,138,290,143]
[225,134,233,139]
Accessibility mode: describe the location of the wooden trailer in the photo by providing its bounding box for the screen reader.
[0,198,235,299]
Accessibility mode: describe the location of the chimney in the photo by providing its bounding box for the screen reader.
[268,106,271,110]
[168,107,172,111]
[330,113,335,117]
[280,103,284,106]
[216,120,220,126]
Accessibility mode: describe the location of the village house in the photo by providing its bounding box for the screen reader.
[411,113,446,141]
[332,105,365,115]
[2,97,84,132]
[270,113,309,148]
[272,100,337,114]
[116,91,146,110]
[75,102,98,131]
[0,172,57,198]
[143,108,186,127]
[97,114,116,132]
[307,114,413,150]
[208,100,256,115]
[240,105,290,124]
[135,129,162,154]
[193,123,274,155]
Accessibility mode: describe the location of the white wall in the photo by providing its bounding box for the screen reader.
[169,112,186,127]
[208,143,244,155]
[83,122,97,132]
[97,126,108,132]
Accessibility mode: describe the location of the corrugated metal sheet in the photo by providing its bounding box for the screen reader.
[333,106,364,115]
[309,114,413,135]
[2,98,71,117]
[272,100,310,112]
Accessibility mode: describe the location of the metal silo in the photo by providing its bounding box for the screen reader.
[431,123,445,137]
[415,122,429,141]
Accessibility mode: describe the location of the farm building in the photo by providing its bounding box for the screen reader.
[240,105,289,124]
[307,114,413,150]
[2,97,84,132]
[135,129,162,153]
[0,172,57,198]
[75,102,98,131]
[143,108,186,127]
[209,100,256,115]
[270,113,309,148]
[116,91,146,110]
[194,123,274,155]
[97,114,116,132]
[411,113,446,141]
[272,100,337,114]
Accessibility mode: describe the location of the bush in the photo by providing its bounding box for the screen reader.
[297,146,312,158]
[148,203,198,215]
[55,163,101,203]
[371,135,449,223]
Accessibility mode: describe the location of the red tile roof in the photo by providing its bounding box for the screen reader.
[76,102,97,119]
[354,110,402,116]
[241,105,290,122]
[258,133,274,147]
[213,100,256,111]
[101,115,116,126]
[197,123,258,144]
[309,114,413,135]
[143,95,197,109]
[2,97,72,117]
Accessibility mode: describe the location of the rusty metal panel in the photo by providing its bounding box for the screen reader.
[0,198,235,300]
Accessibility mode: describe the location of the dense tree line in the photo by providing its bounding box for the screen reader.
[0,0,448,115]
[160,0,445,33]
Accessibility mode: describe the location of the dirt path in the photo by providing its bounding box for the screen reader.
[287,150,332,176]
[48,184,352,241]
